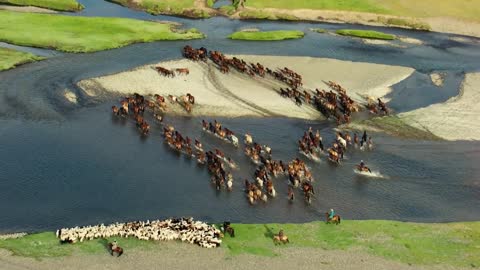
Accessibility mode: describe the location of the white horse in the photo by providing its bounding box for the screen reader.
[244,133,253,145]
[337,136,347,149]
[256,177,263,188]
[229,135,239,147]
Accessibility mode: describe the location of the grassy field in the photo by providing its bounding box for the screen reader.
[228,30,304,41]
[108,0,210,18]
[245,0,387,13]
[225,221,480,267]
[0,11,205,53]
[336,29,396,40]
[0,220,478,267]
[245,0,480,23]
[0,47,44,71]
[0,0,83,11]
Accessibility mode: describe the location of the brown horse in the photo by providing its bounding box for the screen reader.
[325,212,341,225]
[111,105,119,115]
[175,68,190,75]
[273,230,289,244]
[108,243,123,257]
[356,165,372,173]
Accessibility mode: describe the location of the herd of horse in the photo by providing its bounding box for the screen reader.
[183,46,389,125]
[105,45,403,233]
[298,127,374,167]
[155,66,190,77]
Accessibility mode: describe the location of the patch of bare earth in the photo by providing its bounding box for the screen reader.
[0,5,57,13]
[0,244,469,270]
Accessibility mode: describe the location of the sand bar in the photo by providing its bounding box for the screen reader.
[78,55,414,120]
[399,72,480,141]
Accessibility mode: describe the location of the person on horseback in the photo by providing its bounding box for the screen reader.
[361,130,367,146]
[329,209,335,220]
[112,240,118,250]
[359,160,365,170]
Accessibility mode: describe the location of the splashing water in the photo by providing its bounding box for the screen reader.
[353,169,389,179]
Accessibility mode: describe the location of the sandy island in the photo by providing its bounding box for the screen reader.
[398,72,480,141]
[77,55,414,120]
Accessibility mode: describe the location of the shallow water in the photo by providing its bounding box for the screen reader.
[0,104,479,233]
[0,1,480,232]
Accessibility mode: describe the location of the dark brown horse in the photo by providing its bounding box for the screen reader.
[325,212,341,225]
[108,243,123,257]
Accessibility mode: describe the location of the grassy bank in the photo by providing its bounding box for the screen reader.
[347,116,443,140]
[228,30,304,41]
[107,0,210,18]
[0,220,478,267]
[336,29,396,40]
[245,0,387,13]
[244,0,480,23]
[223,221,480,267]
[0,0,83,11]
[237,10,299,21]
[0,47,44,71]
[0,11,205,53]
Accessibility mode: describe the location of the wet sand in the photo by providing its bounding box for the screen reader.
[77,55,414,120]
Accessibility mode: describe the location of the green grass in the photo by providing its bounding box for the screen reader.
[1,220,478,267]
[310,28,327,33]
[228,30,305,41]
[377,17,431,31]
[0,11,205,53]
[222,221,480,267]
[351,116,443,140]
[206,0,215,8]
[0,232,159,259]
[0,0,83,11]
[0,47,44,71]
[245,0,388,14]
[238,10,299,20]
[336,29,396,40]
[219,5,236,15]
[108,0,210,18]
[244,0,480,23]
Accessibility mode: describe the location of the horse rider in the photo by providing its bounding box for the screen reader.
[359,160,365,170]
[361,130,368,146]
[329,209,335,220]
[112,240,118,250]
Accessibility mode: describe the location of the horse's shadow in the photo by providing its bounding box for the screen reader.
[98,238,111,254]
[263,224,275,239]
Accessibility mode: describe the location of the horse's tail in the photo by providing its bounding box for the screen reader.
[338,215,341,224]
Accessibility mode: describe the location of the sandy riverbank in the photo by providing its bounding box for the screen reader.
[232,7,480,38]
[77,55,414,120]
[397,72,480,141]
[0,243,465,270]
[0,5,57,13]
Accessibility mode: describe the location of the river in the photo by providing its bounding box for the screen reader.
[0,1,479,232]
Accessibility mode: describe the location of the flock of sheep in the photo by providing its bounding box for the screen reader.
[56,217,223,248]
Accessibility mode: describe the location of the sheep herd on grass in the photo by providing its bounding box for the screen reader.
[56,217,222,248]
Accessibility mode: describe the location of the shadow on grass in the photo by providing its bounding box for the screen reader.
[263,224,275,239]
[98,238,111,255]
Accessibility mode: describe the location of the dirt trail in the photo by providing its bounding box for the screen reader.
[0,244,467,270]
